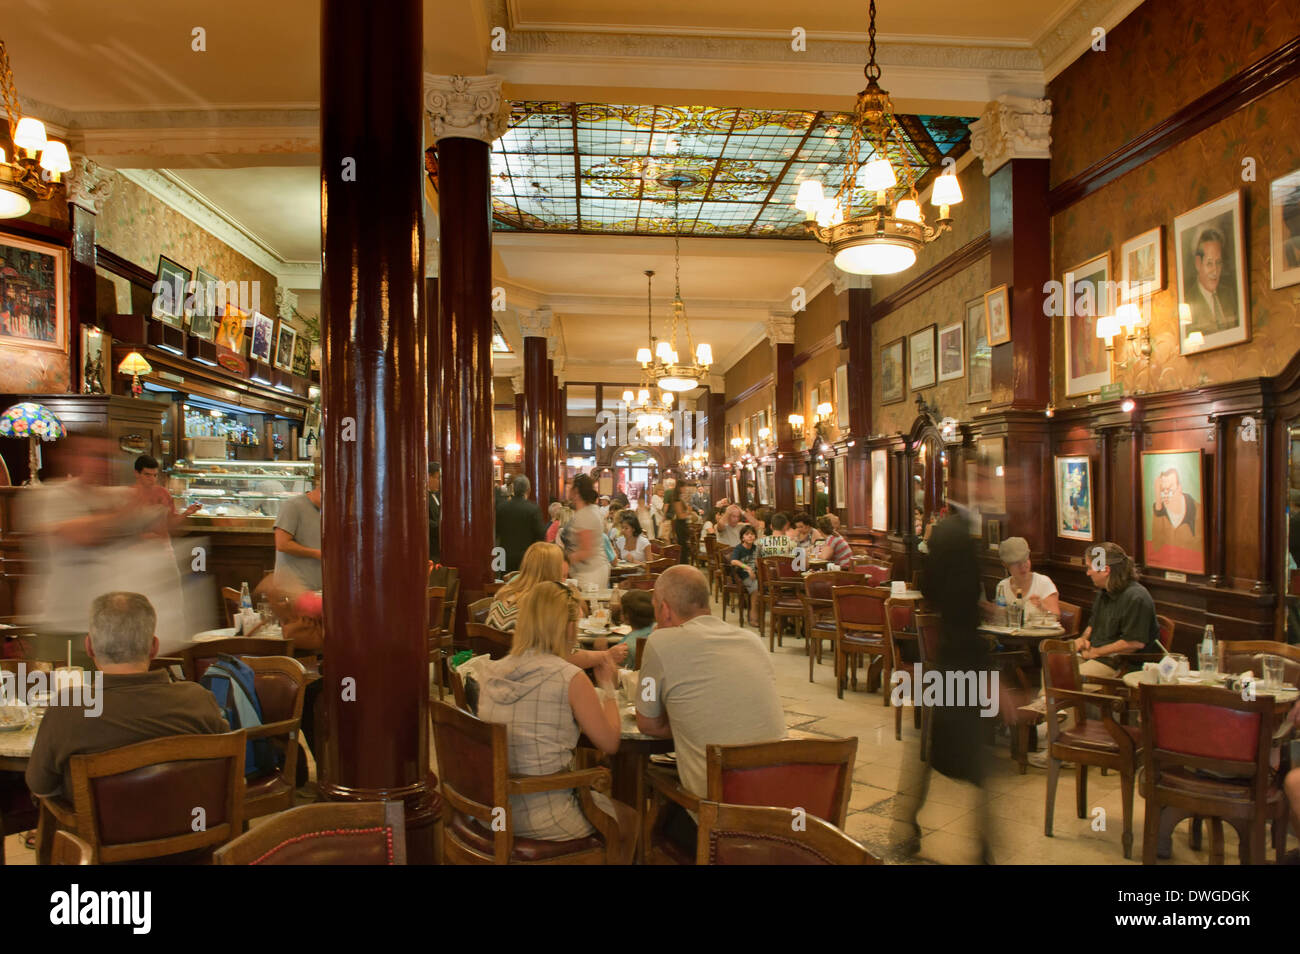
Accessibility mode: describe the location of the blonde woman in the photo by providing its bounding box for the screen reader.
[485,541,627,666]
[477,583,639,859]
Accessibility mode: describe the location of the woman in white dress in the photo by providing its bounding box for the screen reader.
[563,474,610,590]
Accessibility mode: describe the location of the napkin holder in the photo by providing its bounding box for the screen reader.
[890,580,907,596]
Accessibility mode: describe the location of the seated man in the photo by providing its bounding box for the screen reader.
[636,566,785,851]
[757,512,794,556]
[1073,542,1159,678]
[26,592,230,801]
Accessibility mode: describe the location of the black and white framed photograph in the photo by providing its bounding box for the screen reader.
[1174,189,1249,354]
[249,311,276,363]
[1269,168,1300,290]
[275,323,297,371]
[189,266,220,340]
[153,254,190,329]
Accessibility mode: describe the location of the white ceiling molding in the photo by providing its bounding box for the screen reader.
[718,324,772,376]
[275,263,323,291]
[1034,0,1148,81]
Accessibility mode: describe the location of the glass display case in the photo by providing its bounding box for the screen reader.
[168,458,315,524]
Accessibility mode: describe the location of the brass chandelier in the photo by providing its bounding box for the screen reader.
[635,175,713,392]
[624,269,675,445]
[0,40,71,219]
[793,1,963,275]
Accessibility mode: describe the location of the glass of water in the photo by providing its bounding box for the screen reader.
[1262,655,1286,689]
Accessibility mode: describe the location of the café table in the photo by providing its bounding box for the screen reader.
[979,622,1065,768]
[1121,670,1298,719]
[579,703,672,862]
[0,721,38,772]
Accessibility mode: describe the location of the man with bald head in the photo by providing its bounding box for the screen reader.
[637,566,785,851]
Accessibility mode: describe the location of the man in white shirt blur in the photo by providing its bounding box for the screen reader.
[714,504,744,548]
[636,565,785,852]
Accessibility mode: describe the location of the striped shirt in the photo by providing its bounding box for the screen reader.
[822,534,853,567]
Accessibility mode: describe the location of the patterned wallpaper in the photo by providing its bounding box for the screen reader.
[95,175,279,322]
[724,337,773,446]
[873,254,991,435]
[1050,40,1300,402]
[1049,0,1300,188]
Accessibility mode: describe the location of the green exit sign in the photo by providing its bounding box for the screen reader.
[1099,383,1124,401]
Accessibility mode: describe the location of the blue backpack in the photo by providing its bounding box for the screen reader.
[200,654,279,778]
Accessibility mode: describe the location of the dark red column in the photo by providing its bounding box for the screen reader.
[523,335,548,503]
[988,158,1051,409]
[773,339,796,513]
[320,0,434,860]
[707,389,727,504]
[426,276,440,463]
[546,359,557,503]
[435,138,496,623]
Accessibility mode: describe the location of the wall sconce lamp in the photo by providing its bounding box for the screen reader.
[1096,302,1152,369]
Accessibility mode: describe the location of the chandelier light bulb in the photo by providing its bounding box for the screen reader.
[859,158,896,192]
[636,347,652,365]
[794,179,825,215]
[38,140,70,177]
[622,390,634,403]
[931,171,963,209]
[695,343,713,366]
[663,391,674,405]
[656,341,672,362]
[895,198,922,223]
[638,389,649,403]
[13,117,47,155]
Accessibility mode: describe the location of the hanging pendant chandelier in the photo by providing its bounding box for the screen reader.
[793,1,963,275]
[638,174,713,392]
[624,269,675,440]
[0,41,71,219]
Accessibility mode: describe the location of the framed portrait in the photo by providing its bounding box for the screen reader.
[249,311,275,363]
[1174,190,1249,354]
[292,334,312,377]
[153,255,190,329]
[817,378,832,415]
[794,474,805,505]
[1121,226,1164,299]
[870,448,888,532]
[275,323,297,370]
[0,232,68,355]
[983,283,1010,345]
[215,303,246,354]
[965,295,991,403]
[1141,449,1206,574]
[188,266,219,340]
[80,325,109,394]
[833,454,846,509]
[937,321,964,382]
[793,379,804,423]
[1053,455,1094,541]
[1269,168,1300,289]
[908,326,936,391]
[880,336,905,405]
[835,364,849,429]
[1064,252,1112,396]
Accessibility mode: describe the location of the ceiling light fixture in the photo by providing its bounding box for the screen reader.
[0,41,70,219]
[793,1,962,275]
[626,268,675,437]
[639,175,713,392]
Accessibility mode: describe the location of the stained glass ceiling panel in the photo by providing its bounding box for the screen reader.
[490,102,973,238]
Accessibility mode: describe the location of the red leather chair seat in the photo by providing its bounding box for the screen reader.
[811,620,837,633]
[1056,722,1140,753]
[447,811,604,861]
[708,833,837,865]
[841,632,885,648]
[247,828,397,865]
[1154,767,1281,803]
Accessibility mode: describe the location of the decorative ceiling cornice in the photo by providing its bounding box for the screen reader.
[1033,0,1149,81]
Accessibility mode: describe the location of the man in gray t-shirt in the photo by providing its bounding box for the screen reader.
[637,566,785,802]
[274,483,322,590]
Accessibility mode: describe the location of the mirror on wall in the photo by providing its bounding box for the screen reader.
[912,431,949,540]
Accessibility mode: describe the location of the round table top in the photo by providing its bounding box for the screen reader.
[191,626,284,642]
[1122,669,1299,703]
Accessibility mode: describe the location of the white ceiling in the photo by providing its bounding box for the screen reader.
[169,168,321,263]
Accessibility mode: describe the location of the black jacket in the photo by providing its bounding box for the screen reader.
[496,493,546,572]
[429,490,441,562]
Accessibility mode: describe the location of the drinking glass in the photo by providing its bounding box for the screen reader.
[1263,655,1285,689]
[1198,648,1219,679]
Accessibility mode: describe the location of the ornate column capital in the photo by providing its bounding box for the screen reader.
[510,373,525,394]
[767,313,796,346]
[969,96,1053,176]
[64,155,117,214]
[423,74,509,144]
[519,307,553,339]
[274,286,299,321]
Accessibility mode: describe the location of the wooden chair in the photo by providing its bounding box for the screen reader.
[643,737,857,865]
[645,557,675,576]
[464,622,513,659]
[884,597,921,741]
[467,596,494,627]
[1218,640,1300,685]
[633,635,651,670]
[35,731,247,864]
[707,540,727,600]
[830,585,891,700]
[695,801,879,866]
[179,637,293,683]
[856,564,891,586]
[215,801,406,865]
[221,587,243,628]
[1057,599,1082,638]
[660,544,681,563]
[720,556,749,627]
[427,586,452,700]
[1040,638,1140,859]
[912,612,942,762]
[51,830,94,865]
[801,571,864,683]
[758,556,804,650]
[1139,683,1285,864]
[621,576,658,591]
[431,701,623,864]
[241,656,309,822]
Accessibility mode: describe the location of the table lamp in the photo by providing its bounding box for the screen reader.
[118,351,152,396]
[0,401,66,485]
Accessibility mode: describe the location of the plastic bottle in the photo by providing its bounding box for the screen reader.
[995,590,1007,627]
[1201,624,1216,671]
[239,582,253,611]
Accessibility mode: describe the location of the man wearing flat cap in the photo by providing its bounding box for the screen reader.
[1074,542,1159,678]
[987,536,1059,627]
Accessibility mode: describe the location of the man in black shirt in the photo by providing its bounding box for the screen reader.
[428,463,442,564]
[496,474,545,572]
[1074,542,1159,678]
